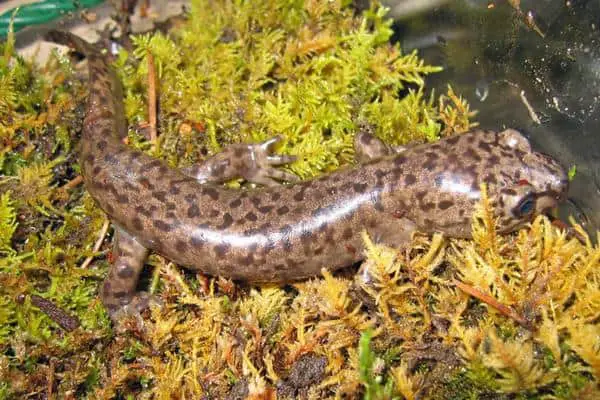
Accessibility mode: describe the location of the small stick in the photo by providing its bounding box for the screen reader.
[453,279,532,330]
[19,294,81,332]
[147,51,158,151]
[80,219,110,269]
[519,90,541,124]
[61,175,83,190]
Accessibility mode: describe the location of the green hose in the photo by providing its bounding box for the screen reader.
[0,0,105,38]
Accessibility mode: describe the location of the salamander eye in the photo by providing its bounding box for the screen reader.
[515,196,536,217]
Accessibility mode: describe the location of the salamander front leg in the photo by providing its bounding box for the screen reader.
[354,132,407,163]
[100,228,158,324]
[181,135,298,186]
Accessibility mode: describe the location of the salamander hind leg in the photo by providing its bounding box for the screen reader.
[181,135,298,186]
[100,228,160,325]
[354,132,406,163]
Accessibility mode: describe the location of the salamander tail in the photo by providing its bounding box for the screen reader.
[44,30,97,57]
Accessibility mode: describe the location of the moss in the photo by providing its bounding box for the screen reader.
[0,0,598,399]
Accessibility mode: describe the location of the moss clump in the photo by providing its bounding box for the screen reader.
[1,0,598,399]
[117,0,474,179]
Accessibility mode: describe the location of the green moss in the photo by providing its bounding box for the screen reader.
[115,0,463,179]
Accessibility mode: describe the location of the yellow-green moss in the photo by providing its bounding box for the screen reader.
[0,0,597,399]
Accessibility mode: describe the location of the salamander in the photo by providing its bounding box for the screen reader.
[45,31,569,321]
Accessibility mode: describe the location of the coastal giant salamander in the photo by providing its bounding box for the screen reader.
[45,31,568,321]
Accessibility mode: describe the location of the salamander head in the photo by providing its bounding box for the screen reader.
[491,129,568,233]
[408,128,568,237]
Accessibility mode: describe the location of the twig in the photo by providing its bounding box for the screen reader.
[61,175,83,190]
[26,295,81,332]
[453,279,532,330]
[147,51,158,151]
[519,90,541,124]
[80,219,110,269]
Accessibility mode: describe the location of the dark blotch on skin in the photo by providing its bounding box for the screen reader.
[394,156,407,166]
[258,205,273,214]
[446,136,460,145]
[438,200,454,210]
[277,205,289,215]
[360,134,373,144]
[463,148,482,162]
[203,187,220,200]
[258,222,272,231]
[129,151,142,162]
[251,197,261,207]
[218,213,234,229]
[478,141,492,152]
[245,212,258,222]
[135,205,151,217]
[404,174,416,185]
[131,217,143,230]
[96,140,108,151]
[214,243,230,257]
[187,205,200,218]
[116,194,129,204]
[293,185,308,201]
[152,191,167,202]
[184,194,196,204]
[353,183,368,193]
[422,160,437,171]
[92,166,102,175]
[147,160,162,169]
[415,191,427,201]
[233,147,246,157]
[421,203,435,211]
[153,220,172,232]
[342,227,353,240]
[271,192,281,201]
[169,185,180,195]
[238,254,254,266]
[229,198,242,208]
[175,240,187,252]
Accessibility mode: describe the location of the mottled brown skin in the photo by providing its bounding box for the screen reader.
[46,31,569,320]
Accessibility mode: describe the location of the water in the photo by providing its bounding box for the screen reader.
[390,0,600,233]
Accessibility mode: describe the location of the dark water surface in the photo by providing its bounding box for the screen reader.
[391,0,600,233]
